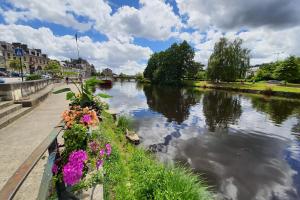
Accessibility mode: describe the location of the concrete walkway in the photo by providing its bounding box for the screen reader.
[0,83,75,199]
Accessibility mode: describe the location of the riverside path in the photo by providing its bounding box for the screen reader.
[0,83,75,199]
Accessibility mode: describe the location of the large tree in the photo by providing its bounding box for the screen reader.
[144,40,195,84]
[207,37,250,82]
[274,56,299,84]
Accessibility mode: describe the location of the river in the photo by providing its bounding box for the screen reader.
[96,81,300,200]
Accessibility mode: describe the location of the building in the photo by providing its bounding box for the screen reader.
[61,58,93,78]
[0,41,49,73]
[102,68,113,77]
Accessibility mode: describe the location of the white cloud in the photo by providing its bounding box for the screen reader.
[1,0,181,41]
[0,24,152,74]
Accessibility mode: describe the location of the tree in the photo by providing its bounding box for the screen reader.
[186,61,204,79]
[143,40,195,84]
[274,56,299,84]
[207,37,250,82]
[45,60,61,76]
[9,59,22,71]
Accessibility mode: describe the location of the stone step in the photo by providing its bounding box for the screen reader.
[0,107,32,129]
[0,104,23,119]
[0,101,14,110]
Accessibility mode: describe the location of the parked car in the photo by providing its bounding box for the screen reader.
[42,74,52,79]
[0,71,8,77]
[0,78,5,84]
[10,72,20,77]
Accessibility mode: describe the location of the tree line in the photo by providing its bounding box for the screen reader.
[143,37,300,84]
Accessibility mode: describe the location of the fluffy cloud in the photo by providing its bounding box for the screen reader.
[176,0,300,31]
[1,0,181,41]
[0,24,152,74]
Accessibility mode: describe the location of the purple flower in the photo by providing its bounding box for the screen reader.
[81,114,92,124]
[62,150,88,186]
[105,144,111,156]
[96,159,103,169]
[89,141,99,153]
[52,163,59,174]
[99,149,105,157]
[69,150,88,164]
[63,162,83,186]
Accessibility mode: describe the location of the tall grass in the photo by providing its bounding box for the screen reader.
[98,112,213,200]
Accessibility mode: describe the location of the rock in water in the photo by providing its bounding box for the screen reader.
[126,129,140,144]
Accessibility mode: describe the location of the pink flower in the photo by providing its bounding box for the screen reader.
[99,149,105,157]
[69,150,88,163]
[63,162,83,186]
[106,144,111,156]
[81,114,92,124]
[89,141,99,153]
[96,159,103,169]
[52,163,59,174]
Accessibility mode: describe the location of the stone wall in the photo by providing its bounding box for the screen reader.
[0,79,59,101]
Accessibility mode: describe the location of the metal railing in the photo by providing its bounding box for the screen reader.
[0,122,64,200]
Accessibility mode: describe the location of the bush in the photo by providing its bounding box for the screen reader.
[262,86,273,96]
[25,74,42,81]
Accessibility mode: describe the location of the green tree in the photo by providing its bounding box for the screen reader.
[45,60,61,76]
[186,61,204,79]
[207,37,250,82]
[9,59,22,71]
[144,40,195,84]
[274,56,299,84]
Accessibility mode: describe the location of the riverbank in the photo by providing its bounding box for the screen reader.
[183,80,300,99]
[99,112,213,200]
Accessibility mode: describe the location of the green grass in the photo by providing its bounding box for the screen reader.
[183,80,300,94]
[96,112,213,200]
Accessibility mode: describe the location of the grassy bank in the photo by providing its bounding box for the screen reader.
[183,80,300,98]
[97,112,213,200]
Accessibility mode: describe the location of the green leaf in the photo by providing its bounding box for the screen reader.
[53,88,71,94]
[66,91,76,100]
[97,93,112,98]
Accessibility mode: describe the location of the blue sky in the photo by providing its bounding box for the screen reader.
[0,0,299,74]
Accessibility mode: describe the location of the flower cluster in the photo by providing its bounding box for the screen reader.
[62,150,88,186]
[62,106,99,128]
[96,143,112,170]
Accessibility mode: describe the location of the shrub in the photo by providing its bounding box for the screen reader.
[262,86,273,96]
[25,74,42,81]
[117,115,134,131]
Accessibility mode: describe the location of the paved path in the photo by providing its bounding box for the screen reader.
[0,83,74,199]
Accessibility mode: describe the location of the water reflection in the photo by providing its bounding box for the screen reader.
[202,91,242,131]
[97,82,300,200]
[251,96,300,125]
[143,85,202,123]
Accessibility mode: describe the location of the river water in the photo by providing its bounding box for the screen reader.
[96,82,300,200]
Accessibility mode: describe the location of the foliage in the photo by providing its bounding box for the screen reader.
[9,59,22,71]
[144,41,201,84]
[99,112,213,200]
[63,71,79,77]
[273,56,299,83]
[25,74,42,81]
[62,124,88,155]
[45,60,61,76]
[254,56,300,83]
[117,115,134,132]
[53,77,110,110]
[207,37,250,82]
[195,70,207,80]
[254,63,277,81]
